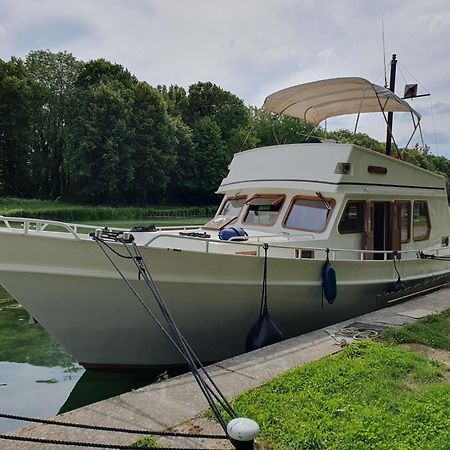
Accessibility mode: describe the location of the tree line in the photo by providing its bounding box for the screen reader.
[1,50,448,205]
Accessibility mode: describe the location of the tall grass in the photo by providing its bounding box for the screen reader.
[0,198,217,222]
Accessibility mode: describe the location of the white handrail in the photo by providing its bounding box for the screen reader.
[0,216,200,237]
[141,231,450,260]
[1,215,449,262]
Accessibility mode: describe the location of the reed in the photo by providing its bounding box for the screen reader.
[0,198,217,221]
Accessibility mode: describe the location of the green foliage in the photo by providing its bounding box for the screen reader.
[0,58,40,196]
[25,50,82,198]
[325,129,385,152]
[233,340,450,450]
[406,145,450,199]
[131,436,159,448]
[382,309,450,350]
[2,50,450,206]
[0,198,216,221]
[249,107,317,147]
[162,81,252,202]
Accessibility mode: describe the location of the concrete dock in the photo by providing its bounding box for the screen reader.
[2,287,449,449]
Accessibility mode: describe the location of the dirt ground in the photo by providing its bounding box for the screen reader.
[401,343,450,383]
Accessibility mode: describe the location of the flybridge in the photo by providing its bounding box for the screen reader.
[217,143,446,195]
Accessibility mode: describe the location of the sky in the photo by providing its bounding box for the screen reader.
[1,0,450,156]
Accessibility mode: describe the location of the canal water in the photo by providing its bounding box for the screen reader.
[0,286,183,433]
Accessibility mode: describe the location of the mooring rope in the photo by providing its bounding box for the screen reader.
[0,434,218,449]
[124,240,236,423]
[93,236,236,435]
[0,413,227,439]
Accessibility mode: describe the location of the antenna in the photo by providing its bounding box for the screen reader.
[385,53,397,156]
[382,16,388,87]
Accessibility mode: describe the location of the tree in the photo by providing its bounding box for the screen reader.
[190,116,229,203]
[127,82,178,204]
[64,80,136,203]
[65,60,179,204]
[0,58,39,196]
[25,50,82,198]
[249,107,317,147]
[184,82,251,151]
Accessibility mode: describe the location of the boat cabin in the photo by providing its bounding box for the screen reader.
[210,142,450,258]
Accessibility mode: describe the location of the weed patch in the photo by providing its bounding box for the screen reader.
[382,309,450,350]
[233,341,450,449]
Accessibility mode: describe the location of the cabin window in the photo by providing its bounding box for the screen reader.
[413,201,431,241]
[397,201,411,243]
[219,195,247,217]
[243,195,285,226]
[283,196,335,232]
[338,201,364,233]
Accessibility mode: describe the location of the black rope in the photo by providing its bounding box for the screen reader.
[95,237,231,424]
[124,241,236,423]
[94,238,136,260]
[0,413,227,439]
[392,251,402,280]
[93,237,236,435]
[418,251,450,261]
[259,243,269,317]
[0,434,217,449]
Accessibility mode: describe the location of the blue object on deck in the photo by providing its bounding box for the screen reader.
[219,227,248,241]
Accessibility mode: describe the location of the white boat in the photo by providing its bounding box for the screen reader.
[1,77,449,369]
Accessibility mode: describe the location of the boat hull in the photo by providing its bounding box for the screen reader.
[0,233,449,368]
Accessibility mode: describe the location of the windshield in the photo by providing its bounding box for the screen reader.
[243,195,285,226]
[219,196,247,217]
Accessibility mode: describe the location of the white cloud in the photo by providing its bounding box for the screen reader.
[1,0,450,155]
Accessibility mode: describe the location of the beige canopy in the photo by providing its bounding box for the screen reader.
[263,77,421,125]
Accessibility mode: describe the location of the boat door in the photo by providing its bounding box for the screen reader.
[363,202,374,260]
[365,201,400,260]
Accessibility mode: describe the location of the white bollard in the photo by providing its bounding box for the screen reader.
[227,417,260,450]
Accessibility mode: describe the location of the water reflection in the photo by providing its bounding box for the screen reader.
[0,288,184,433]
[59,367,185,414]
[0,362,83,433]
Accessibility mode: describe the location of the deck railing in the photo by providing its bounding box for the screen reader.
[0,216,198,238]
[1,215,448,262]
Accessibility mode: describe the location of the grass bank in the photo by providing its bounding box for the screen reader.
[0,198,217,222]
[229,310,450,449]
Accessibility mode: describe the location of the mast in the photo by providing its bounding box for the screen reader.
[385,54,397,155]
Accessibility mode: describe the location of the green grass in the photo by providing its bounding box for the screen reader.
[76,217,210,228]
[381,309,450,350]
[0,286,76,368]
[0,197,217,222]
[131,436,159,448]
[228,312,450,449]
[232,340,449,449]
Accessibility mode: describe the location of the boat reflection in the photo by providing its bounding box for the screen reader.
[59,367,186,414]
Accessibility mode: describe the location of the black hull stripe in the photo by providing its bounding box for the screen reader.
[220,178,445,191]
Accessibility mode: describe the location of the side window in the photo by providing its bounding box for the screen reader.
[397,202,411,243]
[413,201,431,241]
[338,201,364,233]
[283,196,335,232]
[244,195,285,226]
